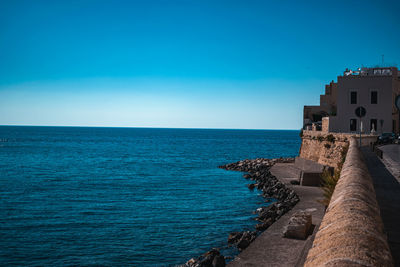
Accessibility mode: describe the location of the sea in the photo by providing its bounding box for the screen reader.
[0,126,301,266]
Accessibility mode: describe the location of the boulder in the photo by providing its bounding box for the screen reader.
[227,232,242,244]
[185,258,197,267]
[283,211,312,240]
[198,248,221,267]
[247,183,256,190]
[236,231,257,251]
[212,255,226,267]
[255,218,273,231]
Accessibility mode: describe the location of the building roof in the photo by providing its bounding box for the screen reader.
[342,66,398,78]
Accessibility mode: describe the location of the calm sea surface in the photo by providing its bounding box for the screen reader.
[0,126,300,266]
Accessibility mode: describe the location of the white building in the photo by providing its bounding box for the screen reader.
[303,67,400,134]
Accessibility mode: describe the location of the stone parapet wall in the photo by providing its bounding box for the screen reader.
[304,138,393,267]
[299,131,349,168]
[299,131,377,168]
[302,130,377,142]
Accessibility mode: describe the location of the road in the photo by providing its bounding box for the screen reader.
[361,145,400,266]
[379,144,400,183]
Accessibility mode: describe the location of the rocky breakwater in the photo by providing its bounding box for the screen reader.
[182,249,226,267]
[180,157,299,267]
[221,158,294,173]
[220,158,299,240]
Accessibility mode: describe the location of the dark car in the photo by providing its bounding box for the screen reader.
[378,132,395,144]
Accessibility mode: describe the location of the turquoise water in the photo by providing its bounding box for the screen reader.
[0,126,300,266]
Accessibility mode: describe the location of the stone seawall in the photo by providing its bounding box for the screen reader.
[299,131,349,169]
[299,131,377,169]
[304,138,393,266]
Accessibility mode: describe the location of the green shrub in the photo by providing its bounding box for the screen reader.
[326,134,335,143]
[319,143,349,208]
[317,136,324,142]
[319,169,340,207]
[339,144,349,167]
[324,143,331,149]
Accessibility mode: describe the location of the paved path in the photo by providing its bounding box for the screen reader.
[228,164,324,267]
[379,144,400,183]
[269,163,302,184]
[361,146,400,266]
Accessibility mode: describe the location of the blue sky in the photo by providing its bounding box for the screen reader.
[1,0,399,129]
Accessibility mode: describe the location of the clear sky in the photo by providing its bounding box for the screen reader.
[1,0,399,129]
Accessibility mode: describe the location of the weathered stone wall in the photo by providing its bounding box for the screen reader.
[304,138,393,267]
[299,131,349,168]
[299,131,377,169]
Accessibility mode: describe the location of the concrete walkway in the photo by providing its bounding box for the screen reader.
[228,164,324,267]
[361,146,400,266]
[269,163,302,184]
[380,144,400,183]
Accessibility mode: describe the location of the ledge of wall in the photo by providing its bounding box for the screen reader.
[304,138,393,267]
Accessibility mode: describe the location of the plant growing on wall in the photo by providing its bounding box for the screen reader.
[326,134,335,143]
[324,143,331,149]
[319,144,349,208]
[340,145,349,166]
[319,169,340,207]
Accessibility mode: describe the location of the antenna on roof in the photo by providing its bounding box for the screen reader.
[382,54,384,65]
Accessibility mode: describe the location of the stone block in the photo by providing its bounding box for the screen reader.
[283,211,312,240]
[300,171,322,186]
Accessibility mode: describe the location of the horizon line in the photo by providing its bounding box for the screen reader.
[0,124,300,131]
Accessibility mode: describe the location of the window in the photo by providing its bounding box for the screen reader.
[371,91,378,104]
[370,119,377,132]
[350,119,357,132]
[312,114,323,122]
[350,91,357,104]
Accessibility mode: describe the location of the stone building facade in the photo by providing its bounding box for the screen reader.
[303,81,337,128]
[304,67,400,134]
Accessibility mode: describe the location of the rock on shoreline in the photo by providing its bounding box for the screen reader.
[219,157,294,173]
[181,248,226,267]
[220,157,299,250]
[180,157,298,267]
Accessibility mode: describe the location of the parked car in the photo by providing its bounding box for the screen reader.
[397,134,400,144]
[377,132,396,144]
